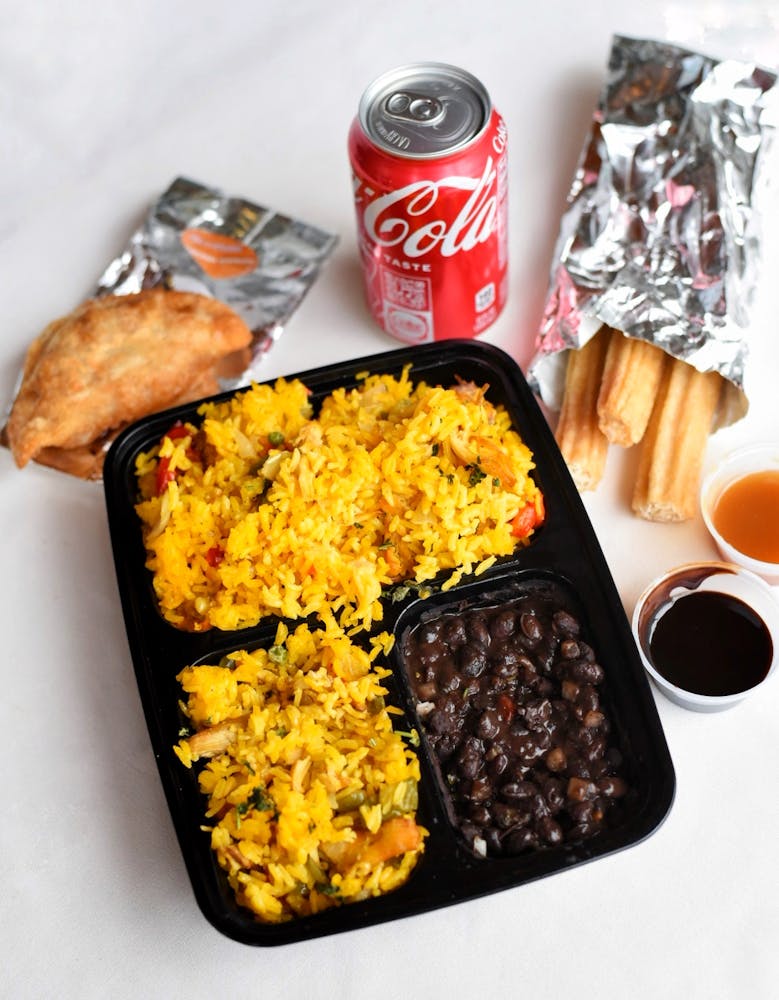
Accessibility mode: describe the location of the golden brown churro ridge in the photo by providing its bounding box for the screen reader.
[631,358,723,522]
[597,331,669,447]
[554,327,611,491]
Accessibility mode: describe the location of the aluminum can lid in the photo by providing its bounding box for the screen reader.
[358,62,490,159]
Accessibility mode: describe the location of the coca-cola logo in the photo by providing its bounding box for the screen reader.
[362,156,498,259]
[492,118,508,155]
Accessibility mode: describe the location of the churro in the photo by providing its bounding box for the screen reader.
[632,357,722,522]
[597,331,669,446]
[555,327,610,491]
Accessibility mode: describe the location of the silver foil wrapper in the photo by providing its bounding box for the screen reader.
[97,176,338,386]
[528,36,779,427]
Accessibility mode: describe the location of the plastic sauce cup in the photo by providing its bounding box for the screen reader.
[700,443,779,585]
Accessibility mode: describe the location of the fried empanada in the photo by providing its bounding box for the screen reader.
[29,366,222,480]
[5,289,251,469]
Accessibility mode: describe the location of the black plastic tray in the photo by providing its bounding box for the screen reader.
[103,339,675,945]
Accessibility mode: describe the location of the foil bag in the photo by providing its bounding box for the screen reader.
[528,35,779,426]
[97,176,337,386]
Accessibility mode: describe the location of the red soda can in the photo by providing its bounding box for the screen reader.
[348,62,508,344]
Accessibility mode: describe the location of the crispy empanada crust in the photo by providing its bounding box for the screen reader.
[29,366,222,480]
[6,289,251,468]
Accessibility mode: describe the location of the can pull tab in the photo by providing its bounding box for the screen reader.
[384,90,445,125]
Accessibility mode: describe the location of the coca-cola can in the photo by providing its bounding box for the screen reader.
[348,62,509,344]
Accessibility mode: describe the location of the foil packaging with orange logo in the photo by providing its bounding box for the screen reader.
[96,176,338,385]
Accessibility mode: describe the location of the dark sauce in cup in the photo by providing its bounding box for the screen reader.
[649,591,773,697]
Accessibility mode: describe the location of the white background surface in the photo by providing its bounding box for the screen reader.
[2,3,778,998]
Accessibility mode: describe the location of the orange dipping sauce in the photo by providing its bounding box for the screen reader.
[711,470,779,563]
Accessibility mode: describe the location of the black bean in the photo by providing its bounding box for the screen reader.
[568,800,595,825]
[503,827,538,853]
[459,644,488,678]
[568,821,596,841]
[419,642,445,666]
[469,805,492,826]
[568,660,605,685]
[493,660,519,682]
[491,610,517,638]
[524,698,552,730]
[534,728,552,752]
[473,688,493,712]
[542,778,565,813]
[535,678,555,698]
[487,752,509,781]
[492,802,525,829]
[403,593,629,859]
[519,612,542,644]
[428,709,452,735]
[418,621,442,644]
[569,723,595,747]
[460,757,481,781]
[443,617,467,646]
[441,690,464,715]
[461,734,484,755]
[432,651,454,674]
[458,752,482,780]
[517,655,538,684]
[566,756,592,779]
[467,617,491,649]
[560,639,581,659]
[597,775,628,798]
[534,637,557,674]
[530,792,550,820]
[476,708,501,741]
[499,780,535,802]
[485,673,509,694]
[538,816,564,845]
[576,684,600,714]
[468,777,492,805]
[511,733,546,766]
[440,670,462,696]
[434,732,460,760]
[552,610,580,637]
[582,735,607,763]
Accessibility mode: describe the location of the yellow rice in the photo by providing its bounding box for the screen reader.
[174,622,426,922]
[134,366,544,634]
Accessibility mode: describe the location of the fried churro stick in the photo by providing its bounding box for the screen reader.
[632,358,723,522]
[555,327,610,491]
[597,330,669,446]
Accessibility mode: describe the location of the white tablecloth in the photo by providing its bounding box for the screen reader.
[2,3,778,998]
